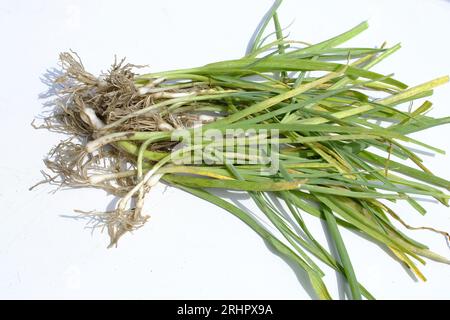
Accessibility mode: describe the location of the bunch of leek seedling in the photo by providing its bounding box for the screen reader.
[35,2,450,300]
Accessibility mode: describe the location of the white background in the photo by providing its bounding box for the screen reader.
[0,0,449,299]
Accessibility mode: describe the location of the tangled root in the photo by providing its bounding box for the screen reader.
[76,208,150,248]
[35,138,136,196]
[33,53,161,244]
[34,52,223,246]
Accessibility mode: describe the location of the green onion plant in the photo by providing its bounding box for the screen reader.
[34,1,450,300]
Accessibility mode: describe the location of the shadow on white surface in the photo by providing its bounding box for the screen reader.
[211,188,318,299]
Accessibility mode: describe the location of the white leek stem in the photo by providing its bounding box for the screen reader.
[80,107,105,130]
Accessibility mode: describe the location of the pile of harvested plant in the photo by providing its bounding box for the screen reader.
[33,1,450,300]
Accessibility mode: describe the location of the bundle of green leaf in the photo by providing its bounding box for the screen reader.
[35,5,450,300]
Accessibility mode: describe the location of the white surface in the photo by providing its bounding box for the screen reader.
[0,0,449,299]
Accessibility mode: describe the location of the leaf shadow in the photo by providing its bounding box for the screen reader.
[210,188,319,300]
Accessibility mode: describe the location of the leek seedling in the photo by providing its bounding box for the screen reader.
[33,1,450,300]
